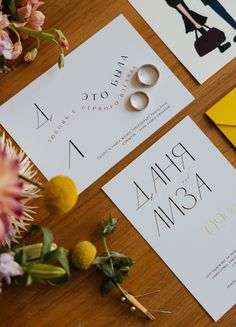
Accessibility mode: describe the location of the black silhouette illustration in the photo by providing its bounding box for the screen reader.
[200,0,236,42]
[165,0,231,56]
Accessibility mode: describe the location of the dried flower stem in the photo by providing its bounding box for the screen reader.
[18,174,44,190]
[135,289,160,298]
[102,234,155,320]
[116,283,155,320]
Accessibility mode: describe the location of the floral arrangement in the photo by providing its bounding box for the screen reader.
[0,0,69,72]
[0,133,170,321]
[0,133,78,246]
[0,133,39,245]
[0,133,76,291]
[0,225,70,293]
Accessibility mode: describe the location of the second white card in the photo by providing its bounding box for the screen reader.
[103,116,236,321]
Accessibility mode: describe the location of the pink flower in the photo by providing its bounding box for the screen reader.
[0,253,24,293]
[17,1,45,31]
[0,31,22,60]
[29,9,45,30]
[0,30,13,60]
[17,4,32,20]
[22,0,43,5]
[0,148,23,241]
[0,11,9,30]
[59,38,69,50]
[11,42,22,60]
[0,216,8,243]
[24,47,37,62]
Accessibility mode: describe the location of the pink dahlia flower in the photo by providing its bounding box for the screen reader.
[0,149,23,242]
[0,216,8,243]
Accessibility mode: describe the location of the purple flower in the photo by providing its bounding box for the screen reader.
[0,252,24,293]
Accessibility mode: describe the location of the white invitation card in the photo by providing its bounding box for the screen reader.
[103,116,236,321]
[0,15,193,192]
[129,0,236,83]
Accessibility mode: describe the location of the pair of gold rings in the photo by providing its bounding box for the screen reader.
[129,64,160,111]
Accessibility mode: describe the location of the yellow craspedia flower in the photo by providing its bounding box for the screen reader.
[72,241,97,270]
[44,175,78,215]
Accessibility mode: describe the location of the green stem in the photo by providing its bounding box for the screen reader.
[44,28,57,33]
[36,37,40,50]
[7,24,21,43]
[11,24,55,41]
[116,282,126,296]
[102,236,115,277]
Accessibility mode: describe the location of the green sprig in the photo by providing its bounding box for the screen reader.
[94,217,134,296]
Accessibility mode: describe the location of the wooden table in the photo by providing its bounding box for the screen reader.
[0,1,235,326]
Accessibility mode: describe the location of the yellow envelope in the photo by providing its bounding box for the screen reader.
[206,88,236,148]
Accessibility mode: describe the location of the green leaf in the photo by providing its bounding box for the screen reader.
[110,251,127,258]
[114,272,123,284]
[48,273,70,286]
[29,224,41,236]
[43,247,70,275]
[118,257,134,267]
[8,0,17,19]
[26,274,33,286]
[97,216,118,237]
[40,227,54,259]
[28,225,55,260]
[3,0,18,20]
[119,266,130,276]
[0,245,10,254]
[113,257,134,273]
[102,263,114,278]
[101,279,115,296]
[15,249,27,266]
[93,256,110,266]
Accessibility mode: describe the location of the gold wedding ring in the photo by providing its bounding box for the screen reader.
[129,91,149,111]
[136,64,160,87]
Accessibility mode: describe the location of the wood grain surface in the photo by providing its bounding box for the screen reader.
[0,1,235,326]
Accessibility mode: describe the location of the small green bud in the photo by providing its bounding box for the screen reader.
[26,263,66,280]
[58,53,65,68]
[16,243,57,260]
[24,48,38,62]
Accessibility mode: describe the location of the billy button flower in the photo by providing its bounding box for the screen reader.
[18,175,78,216]
[71,241,97,271]
[43,176,78,215]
